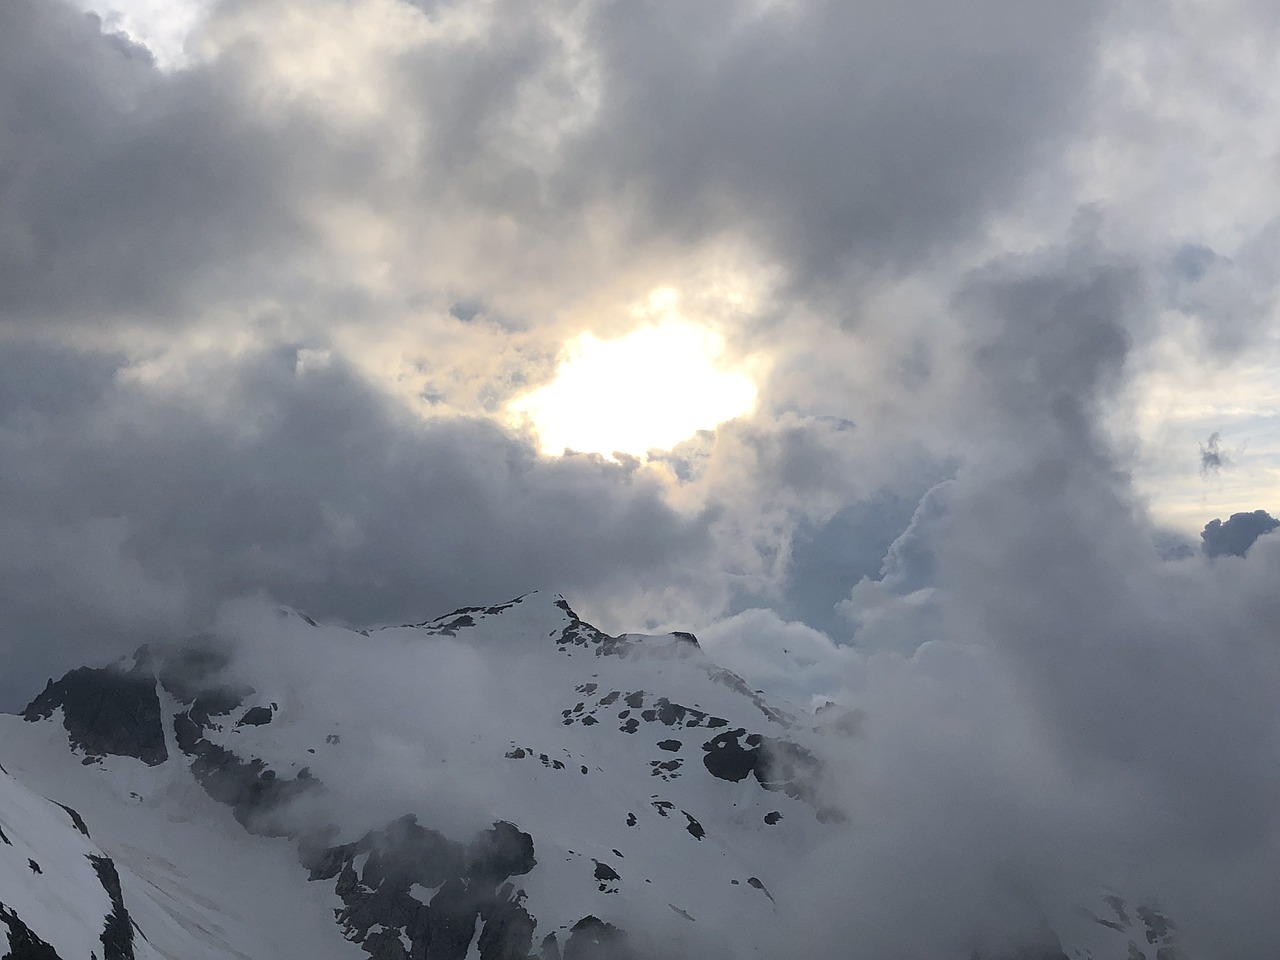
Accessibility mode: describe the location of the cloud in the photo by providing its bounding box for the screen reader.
[803,237,1280,958]
[697,608,856,710]
[1200,509,1280,558]
[1200,430,1227,474]
[0,0,319,329]
[568,0,1107,284]
[0,340,715,708]
[0,0,1115,349]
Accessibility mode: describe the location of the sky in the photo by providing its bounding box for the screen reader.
[3,1,1280,953]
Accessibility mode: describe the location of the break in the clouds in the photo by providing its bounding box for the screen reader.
[3,0,1280,955]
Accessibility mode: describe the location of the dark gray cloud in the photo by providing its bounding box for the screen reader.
[0,340,713,708]
[569,0,1106,285]
[1200,509,1279,558]
[1199,430,1226,474]
[0,0,323,327]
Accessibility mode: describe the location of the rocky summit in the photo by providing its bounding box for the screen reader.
[0,593,1184,959]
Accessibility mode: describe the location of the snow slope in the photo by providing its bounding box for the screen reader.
[0,756,151,960]
[0,708,363,960]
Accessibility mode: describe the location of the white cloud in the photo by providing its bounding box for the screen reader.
[698,608,855,710]
[72,0,212,69]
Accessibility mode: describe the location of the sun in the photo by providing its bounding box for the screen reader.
[507,320,757,459]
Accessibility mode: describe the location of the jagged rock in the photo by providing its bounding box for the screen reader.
[52,803,90,838]
[700,728,829,812]
[236,705,274,727]
[562,916,635,960]
[467,822,537,883]
[478,887,537,960]
[89,855,136,960]
[21,664,166,766]
[0,904,64,960]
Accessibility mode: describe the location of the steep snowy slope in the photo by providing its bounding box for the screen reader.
[1,592,1188,960]
[0,756,158,960]
[1,686,364,960]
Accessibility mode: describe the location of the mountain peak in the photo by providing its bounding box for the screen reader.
[383,591,703,658]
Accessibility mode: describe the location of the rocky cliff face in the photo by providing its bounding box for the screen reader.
[21,659,167,767]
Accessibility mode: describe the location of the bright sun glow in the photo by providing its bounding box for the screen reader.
[72,0,214,70]
[508,321,758,458]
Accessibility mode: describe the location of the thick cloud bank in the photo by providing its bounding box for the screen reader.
[0,343,711,706]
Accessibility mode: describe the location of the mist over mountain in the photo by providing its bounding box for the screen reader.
[1,594,1195,960]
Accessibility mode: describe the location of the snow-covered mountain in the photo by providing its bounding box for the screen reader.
[0,758,141,960]
[0,593,1186,959]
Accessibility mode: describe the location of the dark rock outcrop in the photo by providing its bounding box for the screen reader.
[0,904,63,960]
[400,596,527,636]
[682,813,704,840]
[478,887,537,960]
[21,661,166,767]
[186,741,316,838]
[467,822,537,884]
[235,705,273,727]
[301,814,538,960]
[561,916,635,960]
[89,855,136,960]
[53,803,90,838]
[554,599,621,653]
[137,636,545,960]
[701,728,843,821]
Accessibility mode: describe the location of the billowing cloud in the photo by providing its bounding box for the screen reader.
[1200,509,1280,558]
[798,241,1280,958]
[566,0,1108,282]
[0,0,1113,344]
[0,340,715,707]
